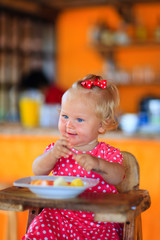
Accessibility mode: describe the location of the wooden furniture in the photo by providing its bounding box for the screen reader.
[0,183,17,240]
[116,151,141,240]
[0,210,17,240]
[0,9,55,121]
[26,151,144,239]
[0,151,151,240]
[0,188,150,240]
[1,0,160,13]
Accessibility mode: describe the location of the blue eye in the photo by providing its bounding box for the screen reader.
[62,115,68,119]
[77,118,84,122]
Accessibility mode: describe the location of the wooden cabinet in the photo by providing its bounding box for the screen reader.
[0,9,55,121]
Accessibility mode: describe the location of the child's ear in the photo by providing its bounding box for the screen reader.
[98,121,106,134]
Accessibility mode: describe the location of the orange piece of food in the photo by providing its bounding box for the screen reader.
[42,180,54,186]
[31,179,54,186]
[30,179,42,185]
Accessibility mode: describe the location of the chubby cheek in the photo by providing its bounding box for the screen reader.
[75,125,87,136]
[58,119,66,134]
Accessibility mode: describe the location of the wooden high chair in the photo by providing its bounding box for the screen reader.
[0,183,17,240]
[116,151,142,240]
[26,151,150,240]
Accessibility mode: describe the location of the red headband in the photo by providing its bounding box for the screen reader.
[81,79,107,89]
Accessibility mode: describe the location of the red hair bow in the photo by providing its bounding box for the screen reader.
[81,80,107,89]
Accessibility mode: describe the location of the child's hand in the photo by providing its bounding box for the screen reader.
[74,153,99,172]
[51,136,72,159]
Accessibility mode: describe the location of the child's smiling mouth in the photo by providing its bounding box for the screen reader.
[67,132,77,136]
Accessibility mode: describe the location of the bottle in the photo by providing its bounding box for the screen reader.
[154,17,160,42]
[114,21,131,45]
[135,18,147,42]
[100,22,114,46]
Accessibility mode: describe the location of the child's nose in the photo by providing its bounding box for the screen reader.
[66,120,74,128]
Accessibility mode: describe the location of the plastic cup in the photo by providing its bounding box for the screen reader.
[19,90,44,127]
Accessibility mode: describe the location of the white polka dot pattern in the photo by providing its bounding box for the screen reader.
[22,142,123,240]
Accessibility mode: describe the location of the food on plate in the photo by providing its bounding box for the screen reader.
[31,179,54,186]
[70,178,84,187]
[54,176,69,186]
[30,179,43,185]
[30,177,84,187]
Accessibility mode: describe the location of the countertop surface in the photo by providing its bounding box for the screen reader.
[0,122,159,140]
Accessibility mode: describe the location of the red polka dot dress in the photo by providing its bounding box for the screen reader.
[22,142,123,240]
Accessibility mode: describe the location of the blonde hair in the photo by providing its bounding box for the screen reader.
[63,74,120,134]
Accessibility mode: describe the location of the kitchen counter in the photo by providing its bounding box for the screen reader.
[0,122,59,136]
[0,122,159,140]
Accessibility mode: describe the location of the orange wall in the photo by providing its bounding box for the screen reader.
[56,6,121,89]
[56,4,160,113]
[118,84,160,113]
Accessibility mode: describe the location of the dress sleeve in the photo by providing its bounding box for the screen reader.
[100,142,123,165]
[43,143,54,153]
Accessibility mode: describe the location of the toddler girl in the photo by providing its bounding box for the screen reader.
[23,74,125,240]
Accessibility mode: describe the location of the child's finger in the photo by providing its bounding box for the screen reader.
[63,133,73,147]
[59,144,71,154]
[74,155,85,167]
[58,139,70,148]
[62,133,70,142]
[65,146,77,156]
[85,166,91,172]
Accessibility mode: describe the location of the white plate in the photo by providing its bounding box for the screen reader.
[14,176,99,199]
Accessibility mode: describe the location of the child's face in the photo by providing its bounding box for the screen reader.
[58,91,104,151]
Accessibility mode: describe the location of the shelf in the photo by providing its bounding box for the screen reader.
[0,0,57,22]
[116,82,160,87]
[1,0,160,22]
[14,0,160,10]
[0,48,54,58]
[0,82,18,88]
[93,41,160,55]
